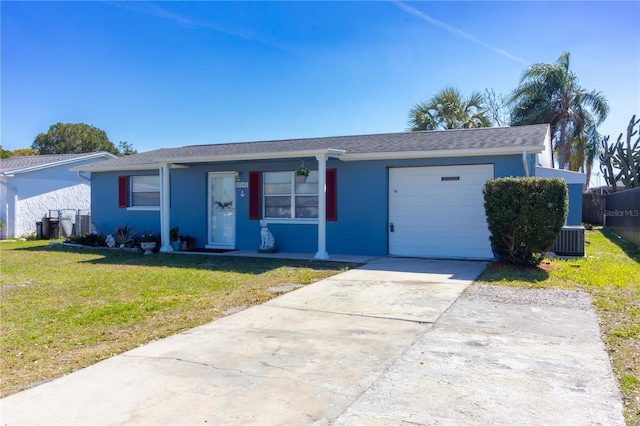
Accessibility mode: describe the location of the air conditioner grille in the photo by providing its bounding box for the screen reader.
[552,226,585,257]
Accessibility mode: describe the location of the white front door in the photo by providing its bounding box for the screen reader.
[208,172,236,248]
[388,164,494,259]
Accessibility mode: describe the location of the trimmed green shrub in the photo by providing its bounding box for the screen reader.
[483,177,568,266]
[66,233,106,246]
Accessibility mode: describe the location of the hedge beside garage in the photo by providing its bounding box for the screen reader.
[483,177,568,266]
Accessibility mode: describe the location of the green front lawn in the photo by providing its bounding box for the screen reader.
[0,241,359,397]
[477,229,640,425]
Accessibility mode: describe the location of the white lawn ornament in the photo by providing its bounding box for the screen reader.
[105,234,116,248]
[259,220,275,252]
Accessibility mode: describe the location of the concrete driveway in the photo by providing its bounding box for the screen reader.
[0,258,624,425]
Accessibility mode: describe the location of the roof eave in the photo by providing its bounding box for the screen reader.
[4,152,117,175]
[72,146,544,172]
[73,149,347,172]
[154,148,347,164]
[341,145,545,161]
[71,164,161,173]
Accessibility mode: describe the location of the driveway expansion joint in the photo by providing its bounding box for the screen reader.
[268,304,435,325]
[121,354,295,382]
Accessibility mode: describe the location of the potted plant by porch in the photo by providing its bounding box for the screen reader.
[170,226,182,251]
[180,235,195,250]
[295,162,309,183]
[140,232,157,255]
[114,222,136,248]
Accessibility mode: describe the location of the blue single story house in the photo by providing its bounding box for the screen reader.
[75,124,583,260]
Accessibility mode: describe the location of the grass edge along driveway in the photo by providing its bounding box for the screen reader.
[477,229,639,426]
[0,242,360,397]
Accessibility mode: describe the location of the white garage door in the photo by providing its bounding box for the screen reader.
[389,164,494,259]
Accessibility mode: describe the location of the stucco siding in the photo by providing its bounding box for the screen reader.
[9,166,94,237]
[325,154,525,256]
[90,154,527,256]
[90,172,161,236]
[17,180,90,236]
[1,155,113,238]
[566,184,583,226]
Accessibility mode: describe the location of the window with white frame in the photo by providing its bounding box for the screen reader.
[130,175,160,207]
[263,171,319,219]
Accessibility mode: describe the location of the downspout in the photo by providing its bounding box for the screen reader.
[315,154,329,260]
[0,178,18,238]
[522,150,530,177]
[159,163,173,252]
[76,171,91,182]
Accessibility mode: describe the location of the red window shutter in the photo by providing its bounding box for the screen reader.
[118,176,127,208]
[326,168,337,221]
[249,171,261,220]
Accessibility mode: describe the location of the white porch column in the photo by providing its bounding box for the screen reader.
[315,154,329,260]
[159,163,173,252]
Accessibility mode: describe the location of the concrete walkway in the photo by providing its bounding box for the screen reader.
[1,258,625,425]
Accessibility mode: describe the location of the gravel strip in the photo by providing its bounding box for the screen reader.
[464,283,593,311]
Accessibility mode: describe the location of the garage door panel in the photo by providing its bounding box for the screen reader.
[392,239,491,253]
[391,238,491,258]
[391,216,489,230]
[391,188,485,203]
[392,178,487,189]
[391,197,485,211]
[390,198,488,211]
[389,164,494,260]
[392,224,490,240]
[392,245,486,258]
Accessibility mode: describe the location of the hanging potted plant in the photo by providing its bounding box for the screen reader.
[295,162,310,183]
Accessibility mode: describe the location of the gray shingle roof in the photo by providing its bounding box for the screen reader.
[0,152,115,174]
[75,125,549,171]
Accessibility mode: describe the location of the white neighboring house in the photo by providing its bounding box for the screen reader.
[0,152,116,238]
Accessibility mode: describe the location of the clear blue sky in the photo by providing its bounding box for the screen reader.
[2,1,639,181]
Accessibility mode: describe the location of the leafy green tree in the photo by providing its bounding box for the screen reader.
[32,123,120,155]
[568,111,602,188]
[0,147,38,158]
[409,86,491,131]
[509,52,609,170]
[117,141,137,156]
[580,130,603,189]
[12,148,39,157]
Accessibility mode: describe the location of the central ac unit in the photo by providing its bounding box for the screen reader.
[552,226,585,257]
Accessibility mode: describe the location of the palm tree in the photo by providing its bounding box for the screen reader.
[583,131,602,188]
[570,127,602,188]
[509,52,609,170]
[409,87,491,131]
